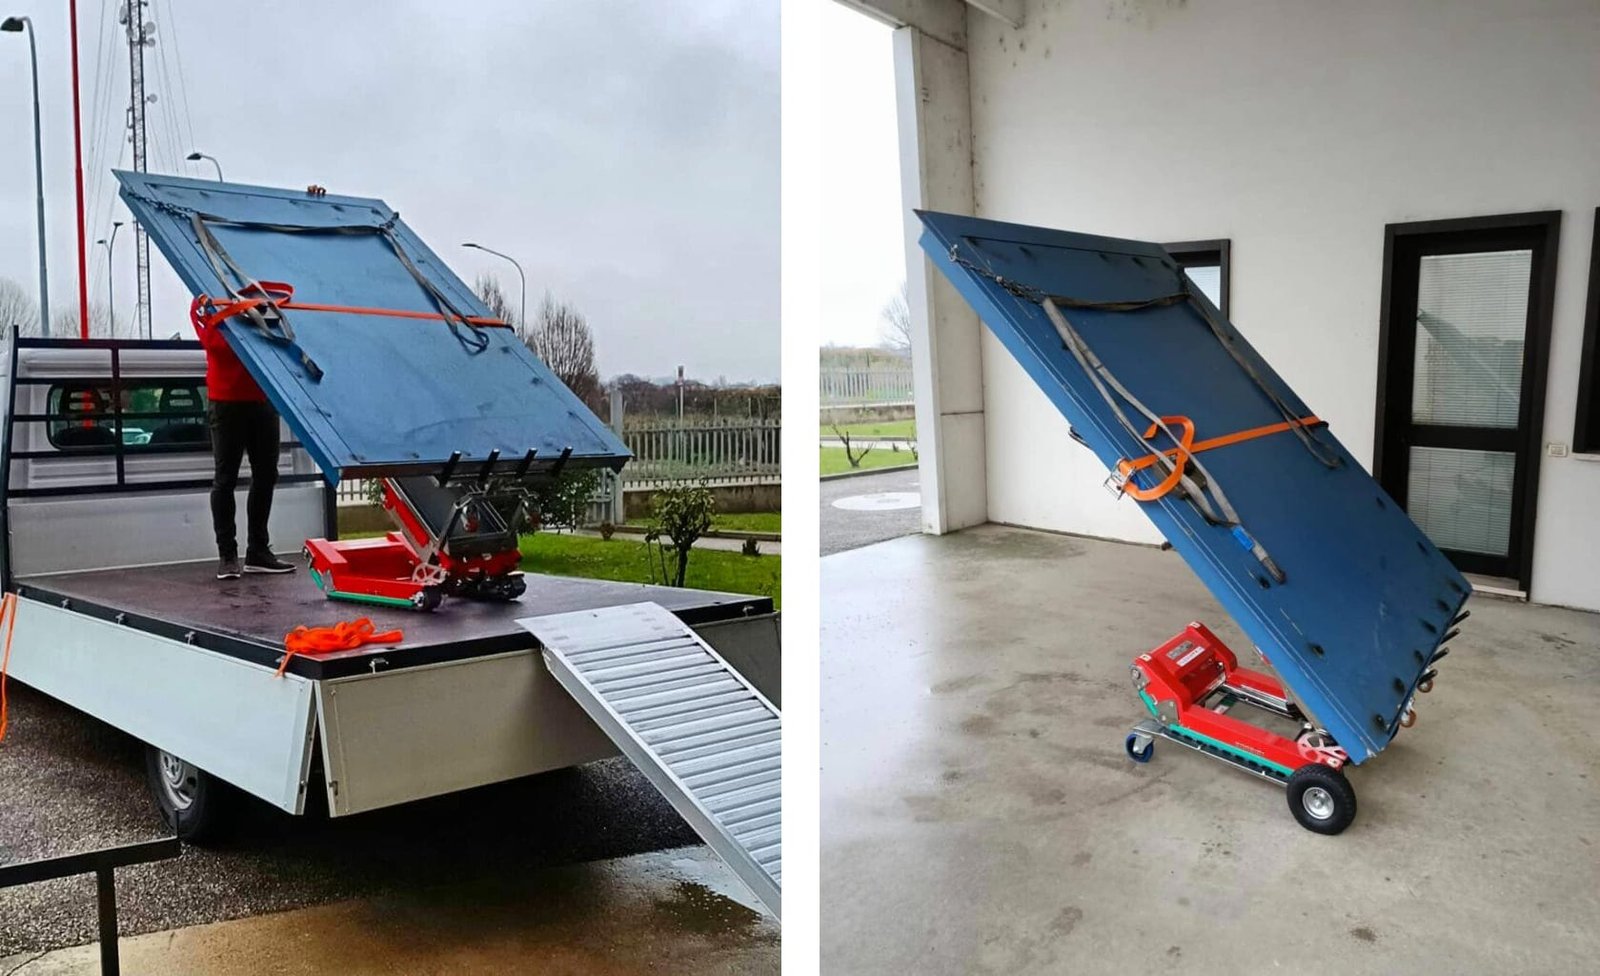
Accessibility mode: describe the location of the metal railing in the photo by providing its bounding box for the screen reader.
[338,418,783,507]
[820,366,913,407]
[0,836,181,975]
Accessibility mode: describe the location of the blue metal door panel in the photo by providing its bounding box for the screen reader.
[116,171,628,483]
[918,212,1468,763]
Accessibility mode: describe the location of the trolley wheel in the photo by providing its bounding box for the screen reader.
[1124,732,1154,764]
[1286,763,1357,835]
[411,587,443,612]
[145,745,231,842]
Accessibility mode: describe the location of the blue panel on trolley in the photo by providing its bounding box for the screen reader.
[115,171,628,483]
[917,211,1467,763]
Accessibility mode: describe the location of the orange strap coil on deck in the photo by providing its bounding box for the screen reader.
[1116,414,1324,502]
[276,618,404,678]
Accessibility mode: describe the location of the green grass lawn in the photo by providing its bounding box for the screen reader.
[347,531,780,606]
[521,532,780,606]
[626,511,781,535]
[820,445,918,476]
[820,419,916,440]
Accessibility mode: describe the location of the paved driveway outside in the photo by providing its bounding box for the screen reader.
[821,467,922,556]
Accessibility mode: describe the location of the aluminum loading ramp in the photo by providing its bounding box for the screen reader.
[115,171,629,483]
[918,211,1469,764]
[519,603,781,919]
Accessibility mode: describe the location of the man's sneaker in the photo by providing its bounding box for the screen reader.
[217,557,243,580]
[244,551,297,574]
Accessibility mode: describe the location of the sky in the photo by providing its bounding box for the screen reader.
[818,1,905,350]
[0,0,777,383]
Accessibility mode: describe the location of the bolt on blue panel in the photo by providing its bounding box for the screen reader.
[917,211,1468,764]
[116,171,629,484]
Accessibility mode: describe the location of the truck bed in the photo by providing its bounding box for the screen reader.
[14,560,773,680]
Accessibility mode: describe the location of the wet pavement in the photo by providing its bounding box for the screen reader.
[822,524,1600,975]
[1,846,777,975]
[0,681,706,959]
[820,467,921,556]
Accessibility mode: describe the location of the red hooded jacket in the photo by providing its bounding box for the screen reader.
[192,315,266,402]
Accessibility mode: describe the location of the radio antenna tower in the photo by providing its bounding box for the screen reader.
[119,0,155,338]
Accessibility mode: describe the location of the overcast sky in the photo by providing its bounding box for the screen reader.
[0,0,776,383]
[819,2,904,349]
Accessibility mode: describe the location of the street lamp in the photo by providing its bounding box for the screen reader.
[96,221,123,336]
[185,150,223,181]
[3,15,50,337]
[462,242,526,335]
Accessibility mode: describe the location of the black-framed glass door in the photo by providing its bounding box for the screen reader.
[1376,214,1560,585]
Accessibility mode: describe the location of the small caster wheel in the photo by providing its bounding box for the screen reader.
[411,587,443,612]
[1125,732,1154,764]
[1286,763,1357,835]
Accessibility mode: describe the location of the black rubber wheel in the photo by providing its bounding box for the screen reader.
[1124,732,1154,763]
[1286,763,1357,835]
[412,587,443,612]
[145,745,231,842]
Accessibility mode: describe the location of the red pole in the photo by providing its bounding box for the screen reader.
[69,0,89,340]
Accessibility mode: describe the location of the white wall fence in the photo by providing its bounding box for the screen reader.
[821,366,914,407]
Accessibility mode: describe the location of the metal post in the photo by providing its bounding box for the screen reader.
[462,243,526,335]
[3,17,49,335]
[69,0,90,338]
[610,386,625,524]
[97,222,122,336]
[96,867,120,975]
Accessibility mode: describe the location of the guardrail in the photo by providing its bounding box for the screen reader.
[0,836,181,975]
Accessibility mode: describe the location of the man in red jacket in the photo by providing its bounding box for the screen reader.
[193,314,296,580]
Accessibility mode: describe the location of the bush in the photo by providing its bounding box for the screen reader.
[598,521,616,541]
[741,537,761,557]
[644,479,716,587]
[532,469,601,534]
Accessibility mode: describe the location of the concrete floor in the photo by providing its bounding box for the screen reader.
[822,525,1600,975]
[1,846,778,974]
[820,467,921,556]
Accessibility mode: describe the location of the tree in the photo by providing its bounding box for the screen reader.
[50,302,114,339]
[473,273,522,336]
[0,278,40,337]
[645,479,716,587]
[880,281,912,356]
[826,409,873,469]
[528,291,602,412]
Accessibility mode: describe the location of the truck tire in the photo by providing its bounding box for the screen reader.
[145,745,230,842]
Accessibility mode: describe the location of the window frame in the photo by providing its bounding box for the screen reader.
[1574,208,1600,454]
[44,380,211,453]
[1164,238,1231,319]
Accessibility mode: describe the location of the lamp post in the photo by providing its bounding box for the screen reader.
[3,15,49,337]
[462,242,526,335]
[96,221,123,336]
[185,150,223,181]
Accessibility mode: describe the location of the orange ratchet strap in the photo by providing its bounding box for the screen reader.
[0,592,19,743]
[276,617,403,678]
[1116,414,1324,502]
[195,281,509,331]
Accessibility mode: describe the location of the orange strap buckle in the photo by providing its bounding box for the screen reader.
[1114,414,1323,502]
[276,617,404,677]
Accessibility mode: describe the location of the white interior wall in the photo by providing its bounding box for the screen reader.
[964,0,1600,610]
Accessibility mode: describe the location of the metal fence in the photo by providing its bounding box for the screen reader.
[821,366,913,407]
[620,418,781,482]
[335,418,783,519]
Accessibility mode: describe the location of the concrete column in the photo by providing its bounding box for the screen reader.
[892,20,988,534]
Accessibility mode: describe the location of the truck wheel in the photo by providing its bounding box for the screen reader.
[1286,763,1356,835]
[145,745,229,842]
